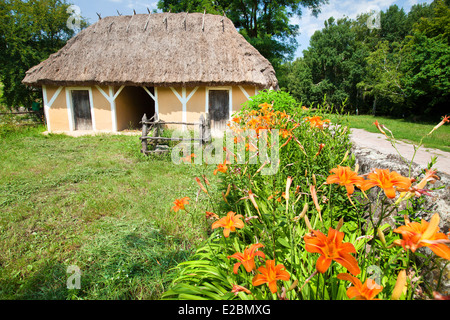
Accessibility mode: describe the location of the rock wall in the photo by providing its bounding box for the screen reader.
[351,143,450,296]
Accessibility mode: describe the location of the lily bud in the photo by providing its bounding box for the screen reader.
[377,228,387,247]
[391,269,407,300]
[288,279,299,291]
[336,218,344,232]
[304,214,313,232]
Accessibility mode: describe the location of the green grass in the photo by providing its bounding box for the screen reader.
[329,114,450,153]
[0,125,216,299]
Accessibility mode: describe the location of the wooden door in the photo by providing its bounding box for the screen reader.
[209,90,229,133]
[72,90,92,130]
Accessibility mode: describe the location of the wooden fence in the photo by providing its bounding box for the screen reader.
[0,110,44,126]
[140,113,211,155]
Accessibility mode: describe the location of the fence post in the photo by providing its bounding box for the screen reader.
[199,114,204,145]
[204,113,211,143]
[141,113,148,155]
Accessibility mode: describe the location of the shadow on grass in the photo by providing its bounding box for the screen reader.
[0,261,69,300]
[0,224,195,300]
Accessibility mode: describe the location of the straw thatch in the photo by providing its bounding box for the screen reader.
[22,12,278,89]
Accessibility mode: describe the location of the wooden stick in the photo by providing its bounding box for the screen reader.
[141,114,148,154]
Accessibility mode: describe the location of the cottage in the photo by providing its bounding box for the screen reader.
[22,12,278,135]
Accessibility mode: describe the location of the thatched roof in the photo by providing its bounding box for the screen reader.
[22,12,278,89]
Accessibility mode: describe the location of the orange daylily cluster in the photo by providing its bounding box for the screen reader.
[211,210,291,294]
[213,159,229,175]
[229,103,297,138]
[326,165,413,199]
[304,116,330,129]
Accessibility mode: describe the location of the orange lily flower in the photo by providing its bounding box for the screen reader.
[171,197,190,212]
[211,211,244,238]
[213,160,228,175]
[252,259,290,293]
[337,273,383,300]
[397,169,439,204]
[246,118,260,128]
[304,228,360,275]
[361,168,412,199]
[181,153,196,163]
[232,116,242,124]
[304,116,330,129]
[228,243,266,274]
[393,213,450,260]
[280,128,292,139]
[326,165,365,195]
[414,169,439,190]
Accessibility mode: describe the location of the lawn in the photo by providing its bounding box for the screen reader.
[0,125,215,299]
[334,114,450,153]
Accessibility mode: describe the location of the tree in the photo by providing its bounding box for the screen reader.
[157,0,328,75]
[356,41,406,116]
[401,0,450,117]
[0,0,87,109]
[290,17,368,111]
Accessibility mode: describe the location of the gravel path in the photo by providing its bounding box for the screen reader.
[349,128,450,175]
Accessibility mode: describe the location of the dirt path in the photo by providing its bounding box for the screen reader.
[349,128,450,175]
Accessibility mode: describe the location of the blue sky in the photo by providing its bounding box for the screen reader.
[70,0,435,58]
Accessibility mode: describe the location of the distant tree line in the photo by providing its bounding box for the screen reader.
[282,0,449,120]
[1,0,448,122]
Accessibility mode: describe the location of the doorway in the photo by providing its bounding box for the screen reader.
[71,90,92,130]
[208,89,230,135]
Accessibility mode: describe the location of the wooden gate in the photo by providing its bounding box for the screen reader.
[140,113,211,155]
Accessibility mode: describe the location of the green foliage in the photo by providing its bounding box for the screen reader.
[287,17,369,113]
[401,0,450,116]
[284,0,450,120]
[240,89,301,114]
[0,0,88,109]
